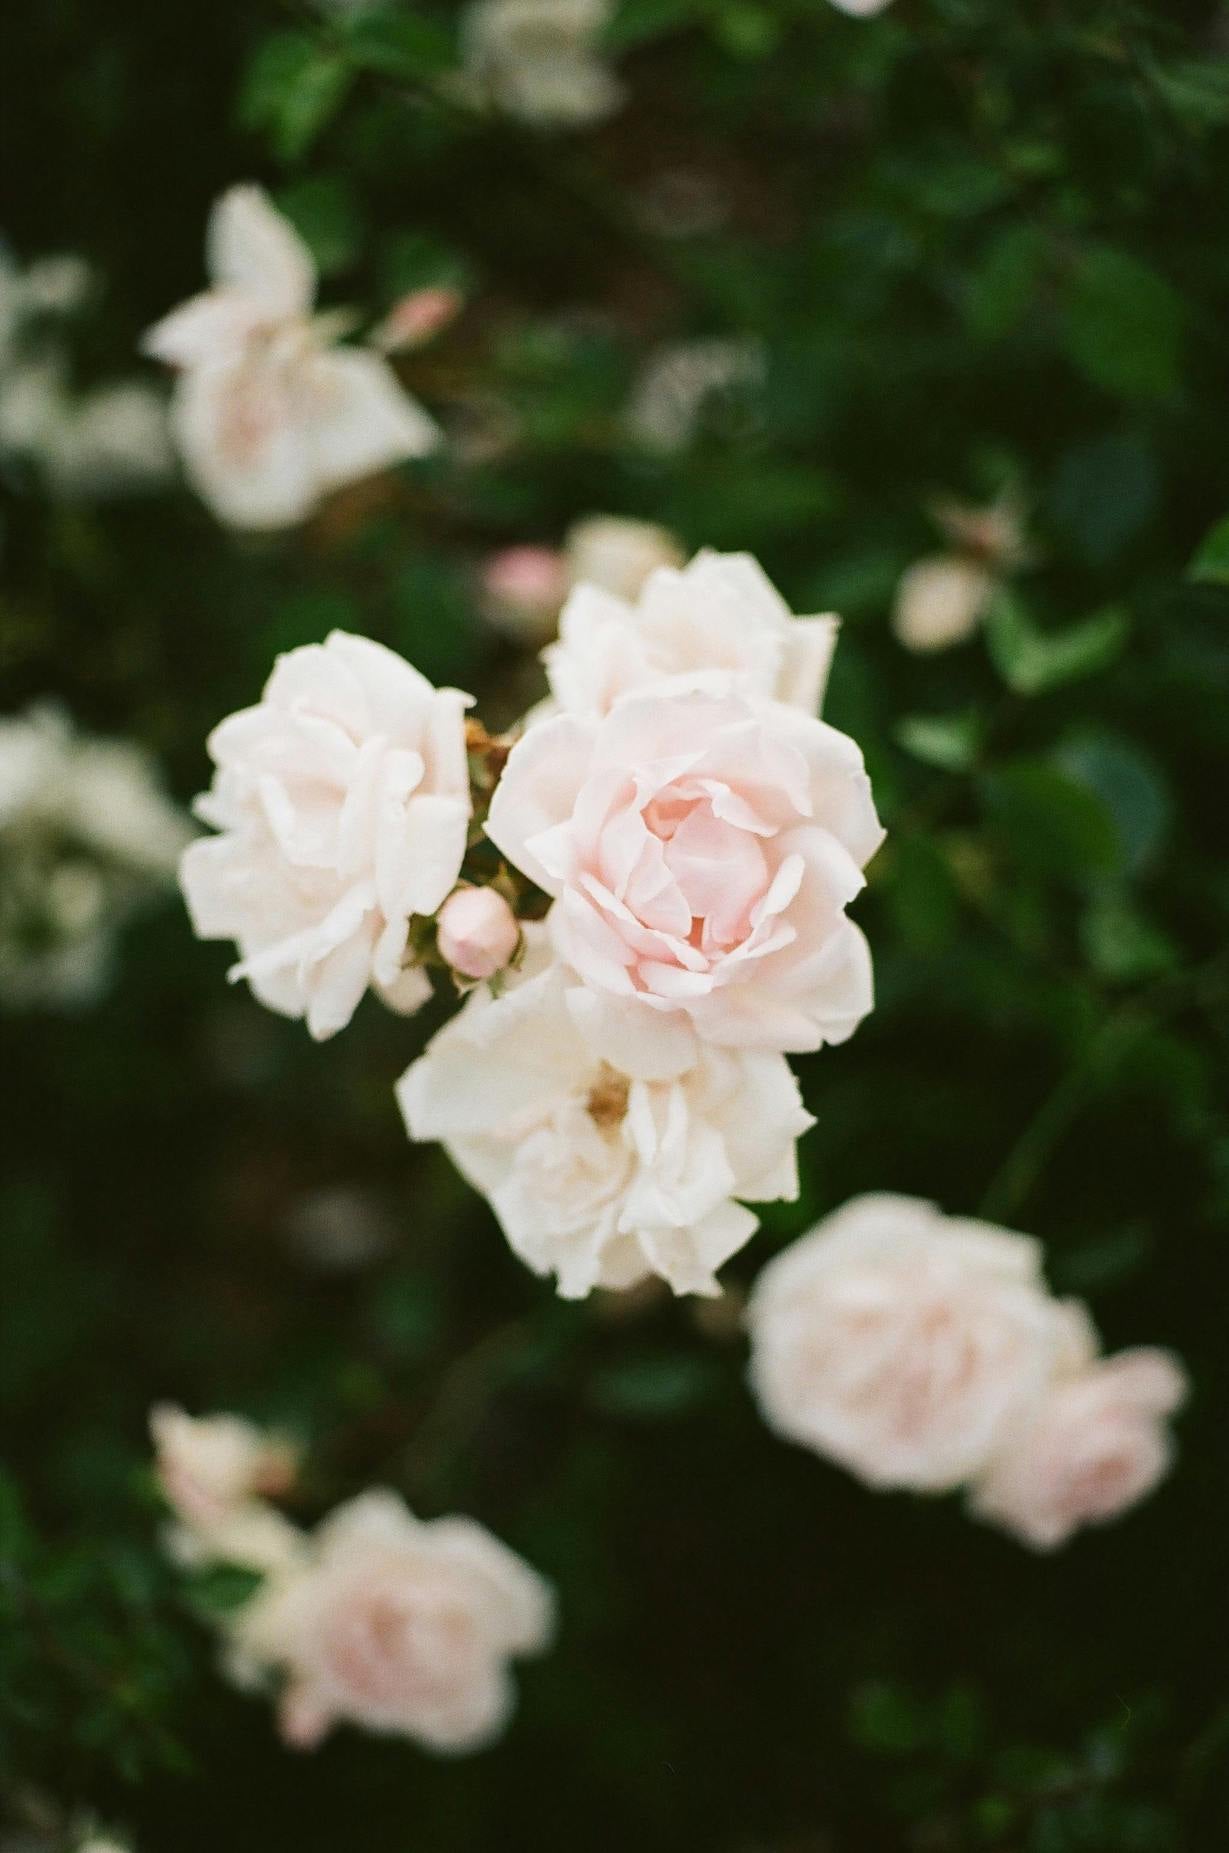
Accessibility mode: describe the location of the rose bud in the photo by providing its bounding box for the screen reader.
[437,885,520,981]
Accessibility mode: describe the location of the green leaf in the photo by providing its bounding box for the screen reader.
[985,592,1127,696]
[342,10,455,79]
[1064,247,1184,401]
[185,1562,264,1616]
[239,32,353,162]
[1080,893,1177,983]
[981,761,1123,883]
[1148,55,1229,130]
[588,1352,719,1420]
[965,224,1048,341]
[895,711,981,773]
[1055,729,1171,873]
[1187,513,1229,585]
[1049,433,1158,567]
[849,1681,926,1755]
[274,175,363,276]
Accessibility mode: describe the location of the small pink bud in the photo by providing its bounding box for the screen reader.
[373,286,463,353]
[481,545,569,646]
[437,886,520,981]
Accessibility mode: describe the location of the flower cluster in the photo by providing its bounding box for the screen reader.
[747,1195,1187,1549]
[151,1408,552,1754]
[0,705,190,1008]
[183,545,1185,1556]
[186,548,878,1295]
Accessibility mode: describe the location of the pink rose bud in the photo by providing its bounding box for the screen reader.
[373,285,464,353]
[437,886,520,981]
[481,545,569,646]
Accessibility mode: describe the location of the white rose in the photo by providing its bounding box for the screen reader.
[747,1195,1087,1493]
[486,678,882,1080]
[150,1404,298,1530]
[544,549,837,720]
[233,1490,553,1753]
[397,933,813,1298]
[461,0,623,128]
[180,632,472,1039]
[143,185,438,529]
[970,1347,1187,1550]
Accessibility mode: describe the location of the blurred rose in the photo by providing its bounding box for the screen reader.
[747,1195,1088,1492]
[481,544,569,647]
[461,0,622,128]
[181,632,471,1039]
[233,1490,553,1752]
[892,555,994,653]
[544,549,838,719]
[487,680,882,1080]
[150,1404,298,1530]
[970,1347,1187,1549]
[563,515,685,604]
[893,495,1028,653]
[400,933,812,1297]
[144,185,438,528]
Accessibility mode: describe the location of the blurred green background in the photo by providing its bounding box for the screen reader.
[2,2,1227,1848]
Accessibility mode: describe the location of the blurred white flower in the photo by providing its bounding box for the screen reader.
[828,0,895,15]
[544,548,838,719]
[44,381,174,499]
[461,0,623,128]
[143,185,438,528]
[230,1489,553,1753]
[747,1195,1089,1493]
[626,338,764,453]
[0,705,190,1009]
[399,933,813,1298]
[150,1404,298,1532]
[0,248,171,498]
[563,515,685,605]
[180,632,471,1039]
[970,1345,1187,1550]
[893,495,1028,653]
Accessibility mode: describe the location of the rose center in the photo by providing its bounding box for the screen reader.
[648,792,769,950]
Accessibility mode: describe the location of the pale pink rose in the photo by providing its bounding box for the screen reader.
[180,631,471,1039]
[150,1404,298,1530]
[234,1490,553,1753]
[544,550,839,720]
[563,515,686,605]
[481,544,569,647]
[436,886,521,980]
[143,185,438,529]
[485,680,883,1080]
[892,555,994,653]
[398,933,812,1298]
[372,286,463,353]
[747,1195,1088,1493]
[970,1348,1188,1550]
